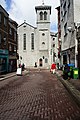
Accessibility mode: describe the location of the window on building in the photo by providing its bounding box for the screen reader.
[53,38,55,41]
[9,28,12,35]
[67,0,70,17]
[44,11,47,20]
[31,33,34,50]
[61,11,63,21]
[63,1,66,17]
[42,33,45,36]
[42,42,45,45]
[45,58,48,63]
[14,46,16,52]
[0,13,1,23]
[23,33,26,50]
[40,12,43,20]
[17,34,18,50]
[64,23,67,36]
[3,36,6,45]
[4,17,7,26]
[0,33,1,44]
[68,0,70,6]
[14,31,16,41]
[9,44,12,51]
[53,44,55,47]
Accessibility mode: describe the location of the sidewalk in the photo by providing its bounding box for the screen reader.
[0,72,16,81]
[0,69,28,81]
[56,70,80,107]
[56,70,80,92]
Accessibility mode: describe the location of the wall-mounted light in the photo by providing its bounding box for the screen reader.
[67,26,75,32]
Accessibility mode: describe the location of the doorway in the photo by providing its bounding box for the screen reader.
[39,58,43,67]
[63,55,67,64]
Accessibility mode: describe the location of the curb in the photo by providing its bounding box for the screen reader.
[0,70,29,81]
[0,74,16,81]
[56,73,80,107]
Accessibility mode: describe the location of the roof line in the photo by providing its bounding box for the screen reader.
[18,22,37,29]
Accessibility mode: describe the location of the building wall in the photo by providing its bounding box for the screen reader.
[60,0,79,66]
[60,0,75,51]
[18,23,37,68]
[0,5,18,73]
[17,22,51,68]
[18,5,51,69]
[74,0,80,24]
[8,19,18,72]
[0,5,9,73]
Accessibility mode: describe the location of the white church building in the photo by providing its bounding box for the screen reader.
[17,3,56,69]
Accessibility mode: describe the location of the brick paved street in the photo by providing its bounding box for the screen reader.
[0,69,80,120]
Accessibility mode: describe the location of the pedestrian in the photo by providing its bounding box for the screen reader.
[50,63,56,74]
[19,64,21,68]
[22,63,25,71]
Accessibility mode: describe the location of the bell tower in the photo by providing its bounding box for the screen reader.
[35,2,51,51]
[35,2,51,29]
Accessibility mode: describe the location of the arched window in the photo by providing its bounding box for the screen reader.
[23,33,26,50]
[40,12,43,20]
[45,58,48,63]
[31,33,34,50]
[44,11,47,20]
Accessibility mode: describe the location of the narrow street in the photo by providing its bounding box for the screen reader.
[0,70,80,120]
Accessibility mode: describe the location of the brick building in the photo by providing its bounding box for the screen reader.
[0,5,9,73]
[8,18,18,72]
[0,5,18,74]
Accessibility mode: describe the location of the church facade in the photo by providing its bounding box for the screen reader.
[17,4,52,69]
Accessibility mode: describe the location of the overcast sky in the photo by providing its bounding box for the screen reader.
[0,0,60,32]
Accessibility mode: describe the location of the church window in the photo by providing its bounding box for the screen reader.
[31,33,34,50]
[44,11,47,20]
[42,33,45,36]
[23,33,26,50]
[40,12,43,20]
[23,25,26,28]
[42,42,45,44]
[45,58,48,63]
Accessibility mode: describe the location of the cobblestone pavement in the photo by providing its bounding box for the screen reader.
[0,69,80,120]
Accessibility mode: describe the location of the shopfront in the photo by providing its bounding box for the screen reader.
[0,49,8,74]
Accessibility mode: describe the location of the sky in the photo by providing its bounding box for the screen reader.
[0,0,60,32]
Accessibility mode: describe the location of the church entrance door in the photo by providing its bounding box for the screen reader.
[39,58,43,67]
